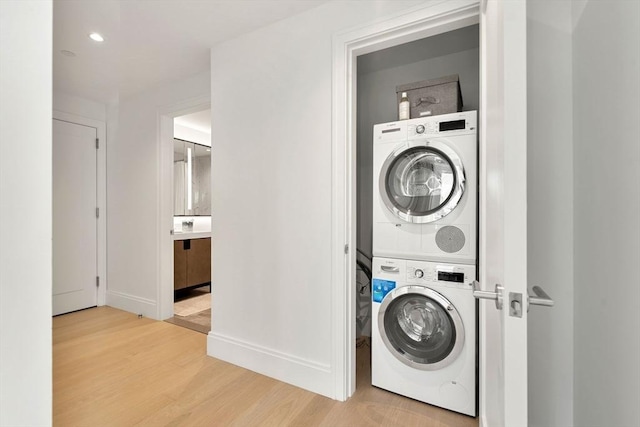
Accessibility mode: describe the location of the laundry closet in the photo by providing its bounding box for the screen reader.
[355,23,480,416]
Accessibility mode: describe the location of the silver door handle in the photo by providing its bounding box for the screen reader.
[528,285,554,309]
[472,281,504,310]
[380,266,400,273]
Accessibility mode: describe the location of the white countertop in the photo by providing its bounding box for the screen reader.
[173,231,211,240]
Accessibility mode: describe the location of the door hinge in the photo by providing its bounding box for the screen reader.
[96,207,100,218]
[96,276,100,287]
[96,138,99,149]
[344,244,349,254]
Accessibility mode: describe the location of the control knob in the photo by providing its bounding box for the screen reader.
[416,124,425,134]
[415,269,424,279]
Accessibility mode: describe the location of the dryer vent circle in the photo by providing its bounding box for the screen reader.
[436,226,466,253]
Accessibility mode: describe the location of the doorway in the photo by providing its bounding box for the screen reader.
[157,101,212,333]
[166,108,212,333]
[330,0,480,401]
[352,20,480,420]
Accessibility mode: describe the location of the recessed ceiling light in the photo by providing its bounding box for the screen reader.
[89,33,104,42]
[60,50,76,57]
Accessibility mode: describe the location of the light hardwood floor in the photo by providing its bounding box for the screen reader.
[53,307,478,426]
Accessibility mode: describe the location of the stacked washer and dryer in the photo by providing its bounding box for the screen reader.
[371,111,478,417]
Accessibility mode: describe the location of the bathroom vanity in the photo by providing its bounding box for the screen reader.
[173,233,211,291]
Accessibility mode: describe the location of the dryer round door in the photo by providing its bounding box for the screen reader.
[378,285,464,371]
[379,140,465,223]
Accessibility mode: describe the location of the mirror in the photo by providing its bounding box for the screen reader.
[174,139,211,216]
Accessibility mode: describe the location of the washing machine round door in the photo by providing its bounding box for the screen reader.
[378,285,464,370]
[379,140,465,223]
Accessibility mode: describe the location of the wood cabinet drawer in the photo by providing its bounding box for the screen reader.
[174,240,187,290]
[186,238,211,287]
[174,238,211,290]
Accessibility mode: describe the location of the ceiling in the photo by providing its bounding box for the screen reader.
[53,0,328,104]
[175,109,212,134]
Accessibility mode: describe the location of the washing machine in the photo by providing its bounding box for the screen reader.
[371,256,476,416]
[372,111,477,264]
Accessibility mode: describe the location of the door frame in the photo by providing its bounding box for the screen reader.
[330,0,480,401]
[52,110,107,307]
[157,95,210,320]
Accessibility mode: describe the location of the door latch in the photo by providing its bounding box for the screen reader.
[509,292,523,318]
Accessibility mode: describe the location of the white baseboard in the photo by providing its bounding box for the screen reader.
[106,290,157,319]
[207,332,334,399]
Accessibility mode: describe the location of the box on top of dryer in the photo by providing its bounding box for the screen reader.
[396,74,463,119]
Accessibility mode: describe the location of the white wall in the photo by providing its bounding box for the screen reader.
[572,1,640,426]
[106,71,209,318]
[208,0,424,398]
[53,90,107,122]
[527,1,640,425]
[0,1,52,425]
[526,1,574,426]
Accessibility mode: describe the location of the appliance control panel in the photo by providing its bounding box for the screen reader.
[406,260,476,289]
[406,111,477,138]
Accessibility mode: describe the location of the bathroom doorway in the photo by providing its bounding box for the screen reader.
[165,108,212,334]
[158,99,212,333]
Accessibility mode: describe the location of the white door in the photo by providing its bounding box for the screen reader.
[479,0,531,425]
[53,119,98,316]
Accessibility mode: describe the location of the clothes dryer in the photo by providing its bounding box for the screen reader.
[371,256,476,416]
[373,111,477,264]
